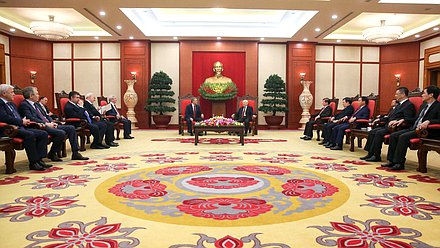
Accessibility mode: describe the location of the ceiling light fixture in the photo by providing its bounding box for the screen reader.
[315,28,321,32]
[434,27,439,31]
[260,37,265,41]
[129,36,134,39]
[116,25,122,30]
[415,34,420,38]
[173,36,178,40]
[99,11,106,16]
[331,15,338,19]
[9,28,15,32]
[217,37,221,40]
[94,36,99,39]
[30,15,73,40]
[362,20,403,44]
[303,38,308,41]
[336,39,341,43]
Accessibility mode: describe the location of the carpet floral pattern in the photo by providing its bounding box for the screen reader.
[0,147,439,248]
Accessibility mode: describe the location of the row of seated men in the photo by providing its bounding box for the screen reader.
[184,97,254,136]
[0,84,133,171]
[301,85,440,171]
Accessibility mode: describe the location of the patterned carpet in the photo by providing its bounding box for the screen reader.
[0,130,439,248]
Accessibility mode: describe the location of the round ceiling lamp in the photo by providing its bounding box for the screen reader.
[362,20,403,44]
[30,15,73,40]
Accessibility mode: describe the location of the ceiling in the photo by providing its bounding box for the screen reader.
[0,0,439,44]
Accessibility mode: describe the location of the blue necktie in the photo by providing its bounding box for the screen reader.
[7,102,20,119]
[84,110,92,123]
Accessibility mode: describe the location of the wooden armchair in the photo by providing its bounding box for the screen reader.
[97,96,123,140]
[314,98,339,141]
[236,95,258,136]
[55,92,89,151]
[178,94,199,136]
[0,122,17,174]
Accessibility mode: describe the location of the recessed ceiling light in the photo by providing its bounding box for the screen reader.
[173,36,178,40]
[260,37,265,41]
[94,36,99,40]
[99,11,106,16]
[116,25,122,30]
[217,37,222,40]
[129,36,134,39]
[332,15,338,19]
[9,28,15,32]
[315,28,321,32]
[336,39,341,43]
[415,34,420,38]
[303,38,308,41]
[434,27,439,31]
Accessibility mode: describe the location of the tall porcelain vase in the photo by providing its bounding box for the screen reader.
[298,80,313,130]
[123,79,138,129]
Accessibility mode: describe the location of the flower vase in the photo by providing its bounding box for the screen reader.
[123,79,138,129]
[298,80,313,130]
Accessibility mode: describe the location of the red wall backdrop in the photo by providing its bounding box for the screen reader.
[9,36,54,110]
[192,52,246,117]
[379,42,420,114]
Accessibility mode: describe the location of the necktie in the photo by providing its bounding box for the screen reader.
[34,104,49,122]
[84,110,93,123]
[7,102,20,119]
[412,104,429,129]
[243,107,247,117]
[193,105,196,118]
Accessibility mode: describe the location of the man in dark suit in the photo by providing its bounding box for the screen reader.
[382,85,440,170]
[301,98,333,140]
[320,97,354,146]
[18,86,88,161]
[64,91,109,149]
[327,96,370,150]
[232,99,254,135]
[361,87,416,162]
[84,93,118,146]
[185,97,204,136]
[105,95,133,139]
[371,99,398,127]
[38,96,58,120]
[0,84,49,171]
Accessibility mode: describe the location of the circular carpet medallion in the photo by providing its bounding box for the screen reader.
[95,163,349,226]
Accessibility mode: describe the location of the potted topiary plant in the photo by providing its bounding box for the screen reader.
[258,74,288,128]
[145,71,176,129]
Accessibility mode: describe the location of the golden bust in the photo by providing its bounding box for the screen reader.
[199,61,238,100]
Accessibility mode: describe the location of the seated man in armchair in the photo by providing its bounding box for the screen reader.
[232,99,253,136]
[185,97,204,136]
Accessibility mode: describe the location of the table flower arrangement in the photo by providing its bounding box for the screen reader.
[195,116,243,126]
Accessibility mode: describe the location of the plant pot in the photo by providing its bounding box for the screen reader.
[152,115,172,129]
[264,115,284,129]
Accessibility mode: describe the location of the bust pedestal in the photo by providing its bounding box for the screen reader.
[123,79,138,129]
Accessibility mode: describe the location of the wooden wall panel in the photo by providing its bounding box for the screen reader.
[179,41,258,97]
[9,36,53,110]
[380,42,420,114]
[120,41,150,128]
[286,42,315,129]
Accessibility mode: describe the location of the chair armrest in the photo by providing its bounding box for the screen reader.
[0,122,18,138]
[416,124,440,138]
[65,118,87,128]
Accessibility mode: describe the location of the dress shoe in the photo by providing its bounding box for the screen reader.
[106,142,119,147]
[303,137,312,140]
[72,152,89,160]
[330,146,342,150]
[318,141,326,145]
[325,143,334,148]
[365,155,381,162]
[390,163,405,170]
[47,153,63,162]
[38,160,53,169]
[189,133,194,136]
[101,144,111,149]
[322,142,330,146]
[381,162,394,168]
[29,162,45,171]
[360,154,373,160]
[300,136,306,139]
[91,144,105,149]
[124,135,134,139]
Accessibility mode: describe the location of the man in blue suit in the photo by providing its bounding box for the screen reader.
[185,97,204,136]
[18,86,88,162]
[0,84,49,171]
[327,96,370,150]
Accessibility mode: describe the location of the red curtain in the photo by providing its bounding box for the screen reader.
[192,52,246,118]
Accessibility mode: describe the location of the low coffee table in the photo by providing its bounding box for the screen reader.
[194,125,245,146]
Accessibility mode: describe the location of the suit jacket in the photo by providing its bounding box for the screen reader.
[235,106,253,121]
[105,103,119,117]
[353,105,370,119]
[387,99,416,125]
[185,103,202,119]
[414,101,440,138]
[84,100,101,117]
[18,100,48,123]
[312,105,332,119]
[334,105,354,120]
[64,101,87,119]
[0,99,23,126]
[35,103,54,122]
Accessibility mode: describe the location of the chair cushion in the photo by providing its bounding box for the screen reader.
[384,134,390,139]
[410,138,421,143]
[13,95,25,107]
[345,129,351,133]
[367,100,376,119]
[329,102,336,115]
[12,138,23,143]
[409,97,424,113]
[100,100,107,106]
[352,101,360,111]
